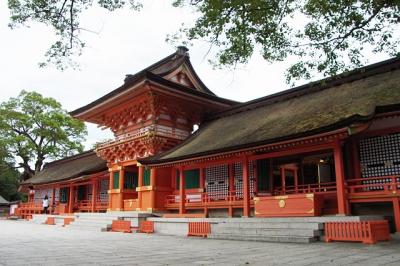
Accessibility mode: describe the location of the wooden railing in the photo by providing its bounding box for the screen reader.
[325,220,390,244]
[95,200,109,211]
[139,221,155,234]
[346,176,400,195]
[165,191,244,206]
[74,200,109,212]
[273,182,337,195]
[15,202,43,219]
[188,222,211,237]
[75,200,92,211]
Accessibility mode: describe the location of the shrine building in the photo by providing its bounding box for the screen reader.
[21,47,400,233]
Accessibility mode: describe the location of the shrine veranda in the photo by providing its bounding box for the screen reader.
[19,47,400,234]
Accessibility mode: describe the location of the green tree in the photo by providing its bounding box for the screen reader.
[0,90,87,180]
[6,1,400,82]
[172,0,400,83]
[7,0,142,70]
[0,144,20,201]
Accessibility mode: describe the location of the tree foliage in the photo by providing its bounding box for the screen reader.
[172,0,400,83]
[0,145,21,202]
[6,0,400,82]
[0,90,87,180]
[7,0,142,70]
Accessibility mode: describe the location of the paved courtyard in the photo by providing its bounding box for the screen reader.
[0,220,400,266]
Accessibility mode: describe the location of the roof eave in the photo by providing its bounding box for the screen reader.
[138,113,375,166]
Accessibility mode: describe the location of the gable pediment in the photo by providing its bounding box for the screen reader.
[163,63,207,94]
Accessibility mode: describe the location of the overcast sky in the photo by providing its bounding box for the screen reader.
[0,1,389,151]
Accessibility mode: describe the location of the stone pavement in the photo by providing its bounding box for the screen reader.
[0,220,400,266]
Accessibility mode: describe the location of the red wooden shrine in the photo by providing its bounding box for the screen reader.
[20,49,400,234]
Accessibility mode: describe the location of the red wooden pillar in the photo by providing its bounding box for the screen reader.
[119,167,125,211]
[351,138,361,179]
[228,163,235,217]
[294,169,299,193]
[393,198,400,233]
[108,170,113,209]
[199,167,205,191]
[243,158,250,217]
[51,188,55,214]
[138,165,144,210]
[179,167,186,215]
[334,141,348,215]
[68,185,75,214]
[280,167,286,194]
[229,164,235,193]
[150,168,157,211]
[91,179,97,212]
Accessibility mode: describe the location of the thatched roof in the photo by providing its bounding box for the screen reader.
[141,57,400,165]
[23,151,107,185]
[0,195,9,205]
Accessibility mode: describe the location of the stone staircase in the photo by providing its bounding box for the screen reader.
[209,218,322,243]
[208,216,384,243]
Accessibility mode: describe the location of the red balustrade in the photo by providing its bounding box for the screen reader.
[325,220,390,244]
[274,182,337,195]
[45,217,55,225]
[63,217,75,226]
[139,221,154,234]
[111,220,132,233]
[346,176,400,195]
[188,222,211,237]
[16,202,43,219]
[165,191,243,207]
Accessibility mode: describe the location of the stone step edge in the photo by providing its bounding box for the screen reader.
[208,234,317,243]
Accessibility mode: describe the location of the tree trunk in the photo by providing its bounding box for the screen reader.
[19,160,35,181]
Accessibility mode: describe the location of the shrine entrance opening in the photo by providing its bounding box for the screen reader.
[122,165,139,201]
[271,151,336,195]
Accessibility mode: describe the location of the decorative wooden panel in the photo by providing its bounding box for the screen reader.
[205,164,229,200]
[359,133,400,190]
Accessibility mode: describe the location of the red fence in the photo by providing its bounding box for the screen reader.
[165,191,244,207]
[111,220,132,233]
[187,222,211,237]
[139,221,154,234]
[15,202,43,219]
[274,182,337,195]
[325,220,390,244]
[347,176,400,195]
[63,217,75,226]
[45,217,55,225]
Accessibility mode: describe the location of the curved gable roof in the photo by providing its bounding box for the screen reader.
[70,47,237,118]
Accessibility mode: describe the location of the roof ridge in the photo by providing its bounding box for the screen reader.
[208,56,400,121]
